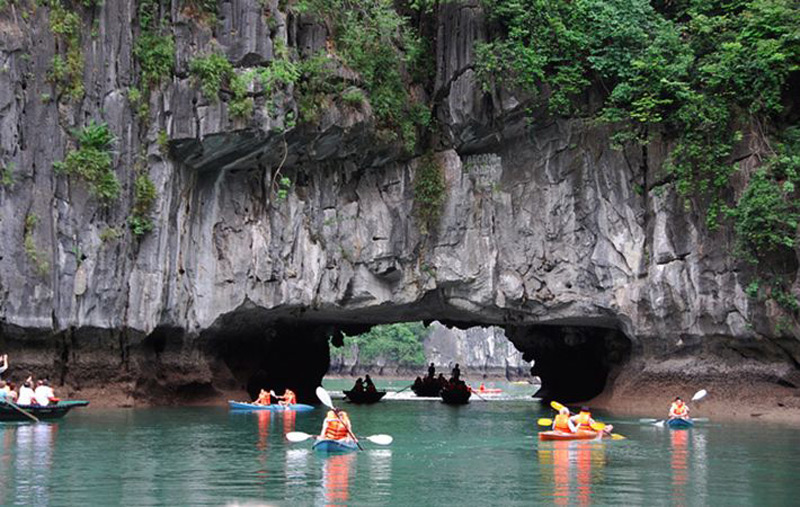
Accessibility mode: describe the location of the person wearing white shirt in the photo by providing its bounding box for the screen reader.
[17,380,35,405]
[34,379,55,406]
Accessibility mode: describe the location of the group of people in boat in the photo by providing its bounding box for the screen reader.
[253,388,297,407]
[350,375,377,394]
[0,355,59,407]
[549,397,692,435]
[412,363,468,393]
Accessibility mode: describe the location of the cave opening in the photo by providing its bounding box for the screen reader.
[200,311,632,405]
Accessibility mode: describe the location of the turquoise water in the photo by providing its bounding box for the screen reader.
[0,380,799,506]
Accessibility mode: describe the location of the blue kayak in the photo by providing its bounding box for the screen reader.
[312,439,359,453]
[228,400,314,412]
[667,418,694,428]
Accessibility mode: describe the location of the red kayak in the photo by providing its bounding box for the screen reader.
[538,430,607,441]
[469,386,502,394]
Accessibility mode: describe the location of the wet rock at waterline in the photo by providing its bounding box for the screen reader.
[0,1,797,407]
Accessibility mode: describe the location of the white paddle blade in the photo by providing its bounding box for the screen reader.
[316,386,334,409]
[639,418,658,423]
[365,434,393,445]
[654,420,665,427]
[691,389,708,402]
[286,431,313,443]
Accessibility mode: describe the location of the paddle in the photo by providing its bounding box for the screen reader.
[286,431,393,445]
[316,386,365,450]
[1,399,39,423]
[394,384,414,394]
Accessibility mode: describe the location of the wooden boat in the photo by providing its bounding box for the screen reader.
[539,430,605,441]
[312,438,359,453]
[0,400,89,422]
[411,382,443,397]
[441,387,471,405]
[666,417,694,429]
[343,389,386,404]
[228,400,314,412]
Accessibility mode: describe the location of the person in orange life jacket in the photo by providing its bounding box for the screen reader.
[254,389,272,406]
[279,389,297,406]
[552,407,577,433]
[669,397,690,419]
[320,409,354,442]
[570,406,613,433]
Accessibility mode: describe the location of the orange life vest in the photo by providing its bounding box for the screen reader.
[256,391,271,405]
[671,402,688,417]
[324,413,350,440]
[573,411,593,431]
[284,390,296,404]
[553,413,573,433]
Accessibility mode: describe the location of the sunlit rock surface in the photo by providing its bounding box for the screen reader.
[0,1,797,405]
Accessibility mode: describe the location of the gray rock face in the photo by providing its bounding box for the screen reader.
[0,1,796,404]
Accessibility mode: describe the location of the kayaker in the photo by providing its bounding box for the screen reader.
[34,379,55,406]
[320,409,355,442]
[552,407,577,433]
[254,389,272,406]
[279,388,297,406]
[669,397,690,419]
[364,375,376,393]
[570,406,612,433]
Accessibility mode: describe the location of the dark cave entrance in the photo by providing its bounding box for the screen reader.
[200,310,632,405]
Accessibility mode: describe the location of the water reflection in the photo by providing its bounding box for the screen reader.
[670,429,709,506]
[368,449,393,501]
[321,453,356,506]
[538,441,607,505]
[282,411,296,435]
[256,411,271,451]
[0,423,59,507]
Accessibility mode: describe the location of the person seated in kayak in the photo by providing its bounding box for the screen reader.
[34,379,56,406]
[570,406,613,433]
[669,397,690,419]
[17,377,35,406]
[254,389,272,406]
[279,389,297,406]
[320,409,355,442]
[552,407,577,433]
[364,375,377,393]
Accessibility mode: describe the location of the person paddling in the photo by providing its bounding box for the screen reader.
[254,389,272,406]
[279,388,297,406]
[669,397,690,419]
[320,409,355,443]
[552,407,577,433]
[570,406,613,434]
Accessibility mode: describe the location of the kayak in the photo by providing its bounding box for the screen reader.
[667,417,694,428]
[538,430,606,441]
[228,400,314,412]
[469,386,502,394]
[312,438,359,453]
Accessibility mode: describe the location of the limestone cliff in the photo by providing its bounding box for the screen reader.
[0,0,798,408]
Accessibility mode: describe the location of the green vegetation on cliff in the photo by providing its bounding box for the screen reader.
[330,322,430,368]
[477,0,800,309]
[54,121,120,203]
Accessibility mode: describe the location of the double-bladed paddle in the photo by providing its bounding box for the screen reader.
[316,386,366,450]
[286,431,393,445]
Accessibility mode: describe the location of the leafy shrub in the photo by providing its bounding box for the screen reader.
[24,213,50,277]
[189,52,233,103]
[414,152,446,234]
[54,121,120,202]
[134,33,175,86]
[129,172,157,236]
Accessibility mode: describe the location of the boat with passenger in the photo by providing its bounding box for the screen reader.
[0,400,89,422]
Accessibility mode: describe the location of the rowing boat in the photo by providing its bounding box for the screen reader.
[228,400,314,412]
[0,400,89,422]
[312,438,359,453]
[667,417,694,428]
[538,430,606,441]
[343,389,386,404]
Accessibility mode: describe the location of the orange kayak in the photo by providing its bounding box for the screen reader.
[538,430,605,441]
